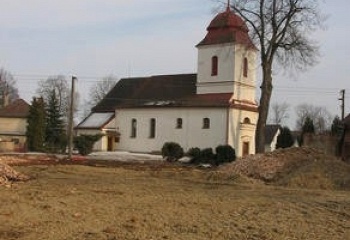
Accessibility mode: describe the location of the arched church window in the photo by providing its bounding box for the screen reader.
[243,57,248,77]
[243,117,251,124]
[176,118,183,129]
[149,118,156,138]
[211,56,218,76]
[203,118,210,129]
[131,119,137,138]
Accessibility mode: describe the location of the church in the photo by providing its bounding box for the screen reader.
[76,5,259,157]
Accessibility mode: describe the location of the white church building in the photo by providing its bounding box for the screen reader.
[76,5,259,157]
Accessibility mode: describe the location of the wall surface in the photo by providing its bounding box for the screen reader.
[115,107,228,153]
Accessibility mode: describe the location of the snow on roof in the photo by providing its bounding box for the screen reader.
[77,112,114,129]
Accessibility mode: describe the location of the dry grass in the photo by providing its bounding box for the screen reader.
[0,163,349,240]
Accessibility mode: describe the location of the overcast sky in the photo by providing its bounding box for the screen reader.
[0,0,348,128]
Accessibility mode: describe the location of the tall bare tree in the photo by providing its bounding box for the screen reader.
[36,75,70,123]
[269,102,290,125]
[295,103,332,133]
[89,75,118,107]
[82,75,118,117]
[230,0,324,153]
[0,68,19,106]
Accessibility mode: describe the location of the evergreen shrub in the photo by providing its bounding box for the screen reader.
[73,134,103,156]
[161,142,184,162]
[215,145,236,165]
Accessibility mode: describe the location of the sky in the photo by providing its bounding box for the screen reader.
[0,0,348,128]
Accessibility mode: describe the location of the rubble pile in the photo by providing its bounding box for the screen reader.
[0,162,30,186]
[220,147,350,190]
[221,147,325,181]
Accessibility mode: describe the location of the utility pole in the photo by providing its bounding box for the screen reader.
[339,89,345,120]
[68,75,77,160]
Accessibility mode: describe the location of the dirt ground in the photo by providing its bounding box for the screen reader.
[0,151,350,240]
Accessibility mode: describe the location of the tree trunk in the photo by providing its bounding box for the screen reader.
[255,63,273,153]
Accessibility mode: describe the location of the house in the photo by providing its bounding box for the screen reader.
[340,114,350,162]
[264,125,281,152]
[75,112,118,151]
[0,99,30,152]
[76,4,259,157]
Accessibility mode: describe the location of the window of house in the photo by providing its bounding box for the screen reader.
[150,118,156,138]
[243,57,248,77]
[176,118,183,129]
[211,56,218,76]
[203,118,210,129]
[131,119,137,138]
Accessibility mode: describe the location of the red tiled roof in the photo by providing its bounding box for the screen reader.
[0,99,30,118]
[197,8,256,49]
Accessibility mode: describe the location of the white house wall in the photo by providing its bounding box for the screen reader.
[115,108,228,153]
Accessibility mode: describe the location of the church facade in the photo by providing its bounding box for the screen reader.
[76,6,259,157]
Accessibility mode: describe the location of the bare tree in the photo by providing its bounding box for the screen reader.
[295,103,332,133]
[89,75,118,107]
[82,75,118,117]
[36,75,70,123]
[269,102,290,125]
[0,68,19,106]
[230,0,324,153]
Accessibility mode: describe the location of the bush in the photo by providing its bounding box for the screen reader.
[161,142,184,162]
[215,145,236,165]
[200,148,215,164]
[73,134,103,156]
[186,147,201,164]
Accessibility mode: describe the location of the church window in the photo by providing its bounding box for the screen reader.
[243,117,251,124]
[149,118,156,138]
[211,56,218,76]
[203,118,210,129]
[176,118,183,129]
[131,119,137,138]
[243,57,248,77]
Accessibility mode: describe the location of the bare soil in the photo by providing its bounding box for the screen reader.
[0,149,350,240]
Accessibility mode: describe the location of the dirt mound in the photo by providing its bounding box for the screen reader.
[220,147,350,190]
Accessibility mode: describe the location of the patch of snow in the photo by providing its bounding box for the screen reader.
[87,151,163,162]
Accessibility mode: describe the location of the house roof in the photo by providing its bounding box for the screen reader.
[76,112,115,129]
[265,124,281,144]
[197,7,256,49]
[92,74,233,111]
[0,99,30,118]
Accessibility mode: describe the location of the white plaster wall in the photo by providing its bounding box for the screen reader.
[197,43,235,94]
[196,43,257,102]
[115,108,228,153]
[233,45,257,103]
[265,128,280,152]
[227,109,258,157]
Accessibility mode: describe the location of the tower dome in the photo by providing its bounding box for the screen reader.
[197,7,256,49]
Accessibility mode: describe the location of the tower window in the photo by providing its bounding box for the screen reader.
[243,117,251,124]
[149,118,156,138]
[243,57,248,77]
[131,119,137,138]
[176,118,183,129]
[203,118,210,129]
[211,56,218,76]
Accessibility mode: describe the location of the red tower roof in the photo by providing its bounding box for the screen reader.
[197,7,256,49]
